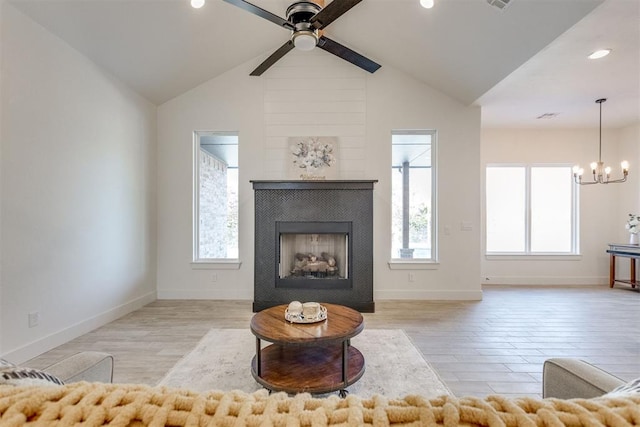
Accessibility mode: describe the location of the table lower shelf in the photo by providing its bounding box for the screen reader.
[251,343,365,394]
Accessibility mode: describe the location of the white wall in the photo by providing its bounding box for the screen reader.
[157,50,482,302]
[0,4,158,362]
[0,0,4,356]
[618,124,640,241]
[481,126,638,285]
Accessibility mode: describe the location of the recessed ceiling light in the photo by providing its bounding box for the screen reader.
[191,0,205,8]
[588,49,611,59]
[420,0,434,9]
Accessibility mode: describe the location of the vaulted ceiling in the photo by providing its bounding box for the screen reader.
[8,0,640,128]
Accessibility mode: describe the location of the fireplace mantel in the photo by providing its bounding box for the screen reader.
[251,180,377,313]
[251,180,377,190]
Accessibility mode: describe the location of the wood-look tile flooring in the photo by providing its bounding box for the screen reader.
[27,286,639,399]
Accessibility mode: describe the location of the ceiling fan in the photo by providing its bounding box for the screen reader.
[222,0,381,76]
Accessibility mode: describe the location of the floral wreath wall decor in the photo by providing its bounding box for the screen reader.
[288,137,338,180]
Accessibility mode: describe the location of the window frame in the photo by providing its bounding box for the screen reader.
[388,129,439,268]
[485,163,579,257]
[191,130,241,269]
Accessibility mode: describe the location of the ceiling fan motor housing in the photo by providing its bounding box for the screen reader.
[286,1,322,24]
[287,2,321,48]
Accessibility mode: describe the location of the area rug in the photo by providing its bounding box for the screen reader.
[158,328,452,398]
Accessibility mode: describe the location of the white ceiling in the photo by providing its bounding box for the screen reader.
[8,0,640,129]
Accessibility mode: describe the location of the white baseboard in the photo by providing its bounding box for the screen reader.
[159,289,483,301]
[157,289,252,300]
[374,290,483,300]
[3,291,157,364]
[481,276,608,286]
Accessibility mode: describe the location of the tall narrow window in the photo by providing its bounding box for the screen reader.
[391,130,437,261]
[486,164,577,254]
[193,131,238,261]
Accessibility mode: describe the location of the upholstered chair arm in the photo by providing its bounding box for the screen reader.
[543,358,625,399]
[43,351,114,384]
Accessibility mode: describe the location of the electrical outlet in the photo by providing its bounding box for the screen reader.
[408,273,415,282]
[28,311,40,328]
[211,273,218,283]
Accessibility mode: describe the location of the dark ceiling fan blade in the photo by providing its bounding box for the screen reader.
[223,0,294,30]
[250,40,295,76]
[310,0,363,30]
[317,36,381,73]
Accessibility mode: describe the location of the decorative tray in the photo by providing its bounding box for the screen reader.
[285,304,327,323]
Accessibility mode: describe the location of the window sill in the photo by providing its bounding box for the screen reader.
[191,260,242,270]
[388,260,439,270]
[485,254,581,261]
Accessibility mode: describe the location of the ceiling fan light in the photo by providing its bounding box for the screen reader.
[293,32,317,51]
[420,0,434,9]
[190,0,205,8]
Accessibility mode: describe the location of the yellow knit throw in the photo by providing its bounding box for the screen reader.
[1,382,639,426]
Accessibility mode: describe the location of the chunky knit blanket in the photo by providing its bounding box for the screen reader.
[1,382,639,426]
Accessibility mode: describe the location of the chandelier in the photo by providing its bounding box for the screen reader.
[573,98,629,185]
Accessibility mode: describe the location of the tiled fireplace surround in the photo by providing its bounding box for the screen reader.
[251,180,376,312]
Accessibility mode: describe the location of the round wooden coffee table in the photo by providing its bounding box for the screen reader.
[250,303,365,396]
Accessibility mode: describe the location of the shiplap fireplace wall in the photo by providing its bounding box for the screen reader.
[262,51,368,180]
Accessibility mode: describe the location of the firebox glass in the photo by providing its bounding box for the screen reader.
[279,233,349,279]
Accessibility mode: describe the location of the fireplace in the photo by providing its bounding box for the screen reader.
[252,180,376,312]
[277,221,351,289]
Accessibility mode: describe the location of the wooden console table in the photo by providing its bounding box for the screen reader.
[606,243,639,288]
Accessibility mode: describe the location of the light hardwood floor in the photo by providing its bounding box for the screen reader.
[27,285,639,398]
